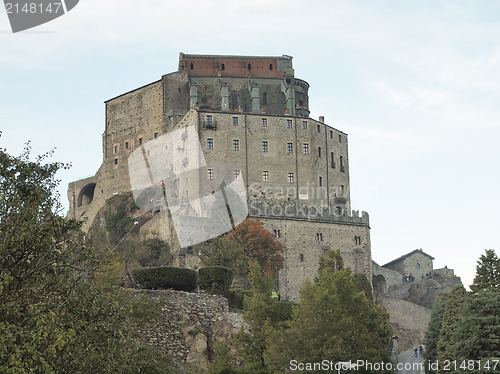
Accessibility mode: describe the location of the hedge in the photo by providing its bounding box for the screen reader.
[198,266,233,295]
[225,288,253,310]
[132,266,197,291]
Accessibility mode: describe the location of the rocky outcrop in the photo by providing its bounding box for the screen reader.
[134,289,244,366]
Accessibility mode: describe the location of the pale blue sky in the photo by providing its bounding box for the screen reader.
[1,0,499,288]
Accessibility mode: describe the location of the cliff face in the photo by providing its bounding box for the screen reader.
[134,290,244,368]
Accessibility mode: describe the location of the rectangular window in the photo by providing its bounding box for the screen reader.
[274,229,281,239]
[232,116,238,125]
[318,147,322,158]
[288,173,294,183]
[262,141,268,152]
[233,139,239,151]
[206,115,213,126]
[261,118,268,127]
[125,141,129,149]
[138,137,143,145]
[331,152,335,168]
[319,176,323,187]
[263,171,269,182]
[234,170,241,180]
[340,155,344,172]
[302,121,307,129]
[303,143,309,154]
[339,134,342,143]
[330,130,333,139]
[114,158,118,165]
[114,145,118,153]
[154,132,159,139]
[341,184,344,196]
[317,124,321,133]
[287,142,293,154]
[208,169,214,180]
[287,119,292,128]
[207,138,214,150]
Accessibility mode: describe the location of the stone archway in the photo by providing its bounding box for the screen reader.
[77,183,96,207]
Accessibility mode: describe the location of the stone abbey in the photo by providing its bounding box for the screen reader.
[68,53,372,300]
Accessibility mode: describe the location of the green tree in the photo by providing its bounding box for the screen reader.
[264,250,392,374]
[198,236,246,276]
[453,288,500,362]
[423,292,450,372]
[0,144,172,373]
[436,285,467,366]
[470,249,500,292]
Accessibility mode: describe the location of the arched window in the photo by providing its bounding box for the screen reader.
[221,63,225,70]
[190,63,194,70]
[231,91,238,110]
[269,63,273,70]
[248,63,251,70]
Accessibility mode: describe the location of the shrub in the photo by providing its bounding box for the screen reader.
[198,266,234,294]
[226,288,253,310]
[274,301,296,321]
[132,267,197,291]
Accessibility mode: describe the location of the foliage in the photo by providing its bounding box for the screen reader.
[264,250,392,374]
[436,285,467,364]
[353,272,373,298]
[225,288,253,310]
[104,193,137,244]
[470,249,500,292]
[273,301,296,322]
[132,266,197,291]
[206,341,238,374]
[0,144,172,373]
[227,218,284,276]
[197,236,246,277]
[423,292,449,370]
[453,288,500,361]
[198,266,234,295]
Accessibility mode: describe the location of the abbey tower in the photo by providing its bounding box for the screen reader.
[68,53,371,300]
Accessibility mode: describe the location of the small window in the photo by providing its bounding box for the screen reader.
[316,233,323,242]
[303,143,309,154]
[287,142,293,154]
[114,158,118,165]
[339,134,342,143]
[207,138,214,150]
[138,137,143,145]
[302,121,307,129]
[317,124,320,133]
[263,171,269,182]
[341,185,344,196]
[114,145,118,153]
[234,170,241,180]
[318,147,322,158]
[154,132,159,139]
[269,63,273,71]
[208,169,214,180]
[262,118,268,127]
[263,92,268,105]
[300,253,304,262]
[417,263,421,270]
[206,115,213,126]
[221,63,225,70]
[232,117,238,126]
[274,229,280,239]
[248,63,251,70]
[288,173,294,183]
[331,152,335,168]
[125,141,129,149]
[262,141,268,152]
[319,176,323,187]
[330,130,333,139]
[190,63,194,70]
[287,119,292,128]
[340,156,344,172]
[233,139,239,151]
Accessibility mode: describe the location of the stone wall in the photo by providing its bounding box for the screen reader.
[134,289,244,367]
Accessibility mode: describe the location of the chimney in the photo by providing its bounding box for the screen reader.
[319,116,324,123]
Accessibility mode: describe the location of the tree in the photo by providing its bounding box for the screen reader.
[470,249,500,292]
[423,292,450,372]
[198,236,247,276]
[436,285,467,365]
[227,218,284,276]
[0,144,172,373]
[264,250,392,374]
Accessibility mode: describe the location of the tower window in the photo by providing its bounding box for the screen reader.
[114,145,118,153]
[287,119,292,128]
[287,142,293,154]
[317,124,321,133]
[340,156,344,172]
[269,63,273,70]
[339,134,342,143]
[234,170,241,180]
[206,115,213,126]
[207,138,214,149]
[190,63,194,70]
[232,117,238,125]
[303,143,309,154]
[300,253,304,262]
[262,118,268,127]
[341,185,344,196]
[331,152,335,168]
[288,173,294,183]
[154,132,159,139]
[221,63,225,70]
[318,147,322,158]
[302,121,307,129]
[262,141,268,152]
[316,233,323,242]
[263,92,268,105]
[138,137,143,145]
[319,176,323,187]
[114,158,118,165]
[208,169,214,180]
[274,229,280,238]
[233,139,239,151]
[248,63,251,70]
[125,141,129,149]
[330,130,333,139]
[263,171,269,182]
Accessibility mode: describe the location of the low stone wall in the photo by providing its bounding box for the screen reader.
[134,290,244,366]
